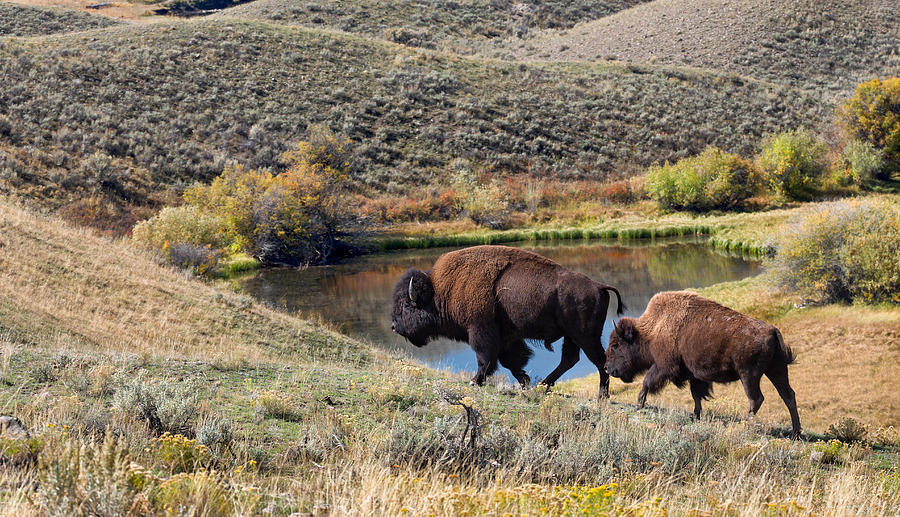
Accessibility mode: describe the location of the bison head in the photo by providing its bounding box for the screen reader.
[605,318,645,383]
[391,268,440,348]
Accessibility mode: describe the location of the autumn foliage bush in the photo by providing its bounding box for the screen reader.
[770,198,900,304]
[840,78,900,179]
[185,128,360,265]
[646,147,759,211]
[756,129,829,200]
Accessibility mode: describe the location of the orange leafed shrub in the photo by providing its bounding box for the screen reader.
[185,128,359,265]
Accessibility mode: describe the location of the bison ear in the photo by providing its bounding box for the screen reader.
[408,271,432,307]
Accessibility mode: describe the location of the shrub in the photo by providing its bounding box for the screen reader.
[112,375,199,435]
[186,128,361,265]
[30,362,58,384]
[841,78,900,178]
[132,206,229,252]
[600,180,635,204]
[196,417,233,456]
[813,439,847,464]
[0,435,43,467]
[153,433,211,473]
[450,162,509,228]
[254,390,302,422]
[282,413,350,465]
[769,198,900,304]
[827,417,869,444]
[162,242,223,276]
[37,431,147,517]
[149,470,234,516]
[842,139,888,184]
[646,147,759,211]
[757,129,830,200]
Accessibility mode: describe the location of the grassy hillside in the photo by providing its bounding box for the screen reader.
[0,18,823,226]
[0,198,366,365]
[216,0,651,55]
[0,1,120,36]
[0,198,898,515]
[514,0,900,96]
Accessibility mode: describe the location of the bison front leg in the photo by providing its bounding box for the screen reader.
[499,339,532,387]
[637,364,668,410]
[468,328,500,386]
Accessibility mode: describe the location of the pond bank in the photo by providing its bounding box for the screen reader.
[371,207,800,256]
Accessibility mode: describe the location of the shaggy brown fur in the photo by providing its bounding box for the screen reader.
[391,245,624,397]
[606,291,801,438]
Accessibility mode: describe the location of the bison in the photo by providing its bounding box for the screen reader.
[605,291,801,438]
[391,245,625,397]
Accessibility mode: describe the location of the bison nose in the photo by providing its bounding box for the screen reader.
[391,322,396,333]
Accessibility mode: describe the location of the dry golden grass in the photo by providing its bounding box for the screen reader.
[0,198,365,366]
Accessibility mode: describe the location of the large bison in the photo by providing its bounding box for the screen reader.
[391,245,625,397]
[605,291,801,438]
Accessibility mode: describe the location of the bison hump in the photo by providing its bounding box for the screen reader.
[431,249,514,327]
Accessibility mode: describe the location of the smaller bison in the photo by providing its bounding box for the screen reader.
[605,291,801,438]
[391,245,624,397]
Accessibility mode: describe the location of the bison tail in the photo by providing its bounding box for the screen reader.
[775,328,795,365]
[603,285,627,316]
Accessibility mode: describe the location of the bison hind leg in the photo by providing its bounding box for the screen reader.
[765,362,802,439]
[539,338,579,389]
[739,372,765,418]
[689,379,713,420]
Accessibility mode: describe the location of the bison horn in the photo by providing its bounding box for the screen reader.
[408,277,417,305]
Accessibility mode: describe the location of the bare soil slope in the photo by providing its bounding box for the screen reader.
[517,0,900,95]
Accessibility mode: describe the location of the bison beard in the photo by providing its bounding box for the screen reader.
[605,291,802,439]
[390,245,625,398]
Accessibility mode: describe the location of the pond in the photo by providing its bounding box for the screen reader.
[238,238,762,382]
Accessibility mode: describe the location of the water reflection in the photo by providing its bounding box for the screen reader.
[238,239,761,381]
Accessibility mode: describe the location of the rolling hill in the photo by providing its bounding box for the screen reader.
[0,1,120,36]
[215,0,653,55]
[513,0,900,96]
[0,18,824,223]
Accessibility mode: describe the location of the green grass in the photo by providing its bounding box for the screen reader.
[373,204,805,257]
[0,2,120,36]
[376,223,719,251]
[218,252,261,277]
[0,18,824,230]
